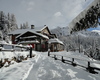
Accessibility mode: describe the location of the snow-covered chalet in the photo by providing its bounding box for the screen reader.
[8,25,64,52]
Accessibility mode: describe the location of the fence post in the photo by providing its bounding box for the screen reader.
[62,56,65,63]
[84,51,85,55]
[30,47,32,58]
[87,62,91,72]
[71,58,77,66]
[87,62,92,72]
[88,62,90,68]
[48,49,50,56]
[12,45,14,49]
[72,58,74,63]
[54,55,57,60]
[48,51,50,56]
[87,61,98,74]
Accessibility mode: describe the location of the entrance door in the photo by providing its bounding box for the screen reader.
[36,44,41,51]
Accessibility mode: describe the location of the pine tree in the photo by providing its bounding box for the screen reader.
[7,13,10,20]
[10,14,18,31]
[0,11,18,42]
[0,11,5,21]
[0,31,3,40]
[23,23,26,29]
[20,24,23,29]
[25,22,29,29]
[20,22,29,29]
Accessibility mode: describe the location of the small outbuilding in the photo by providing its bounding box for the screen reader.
[48,38,64,52]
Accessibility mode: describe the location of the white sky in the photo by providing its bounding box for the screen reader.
[0,0,94,29]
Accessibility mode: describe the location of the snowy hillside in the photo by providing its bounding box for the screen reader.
[72,30,100,37]
[0,51,100,80]
[51,26,70,37]
[92,30,100,35]
[51,27,100,59]
[51,26,100,37]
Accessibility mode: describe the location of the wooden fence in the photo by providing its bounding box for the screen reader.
[0,43,33,68]
[48,51,100,74]
[0,43,33,57]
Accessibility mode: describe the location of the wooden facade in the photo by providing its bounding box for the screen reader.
[16,31,49,51]
[12,34,19,44]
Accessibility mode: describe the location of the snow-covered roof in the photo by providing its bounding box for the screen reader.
[16,30,49,39]
[92,30,100,35]
[8,26,49,39]
[48,38,63,45]
[8,29,36,35]
[8,26,48,35]
[69,0,100,33]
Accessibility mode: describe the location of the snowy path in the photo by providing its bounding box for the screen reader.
[26,54,42,80]
[25,51,100,80]
[26,52,69,80]
[0,51,100,80]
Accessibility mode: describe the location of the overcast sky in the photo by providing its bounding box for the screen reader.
[0,0,94,29]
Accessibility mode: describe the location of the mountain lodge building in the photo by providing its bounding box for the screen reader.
[9,25,64,52]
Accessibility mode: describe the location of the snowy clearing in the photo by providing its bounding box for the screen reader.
[0,51,100,80]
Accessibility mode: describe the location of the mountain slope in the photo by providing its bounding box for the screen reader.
[51,26,70,37]
[51,26,100,37]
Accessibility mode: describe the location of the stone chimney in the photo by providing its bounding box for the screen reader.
[31,25,35,29]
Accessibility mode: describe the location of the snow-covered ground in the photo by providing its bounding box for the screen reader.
[0,51,100,80]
